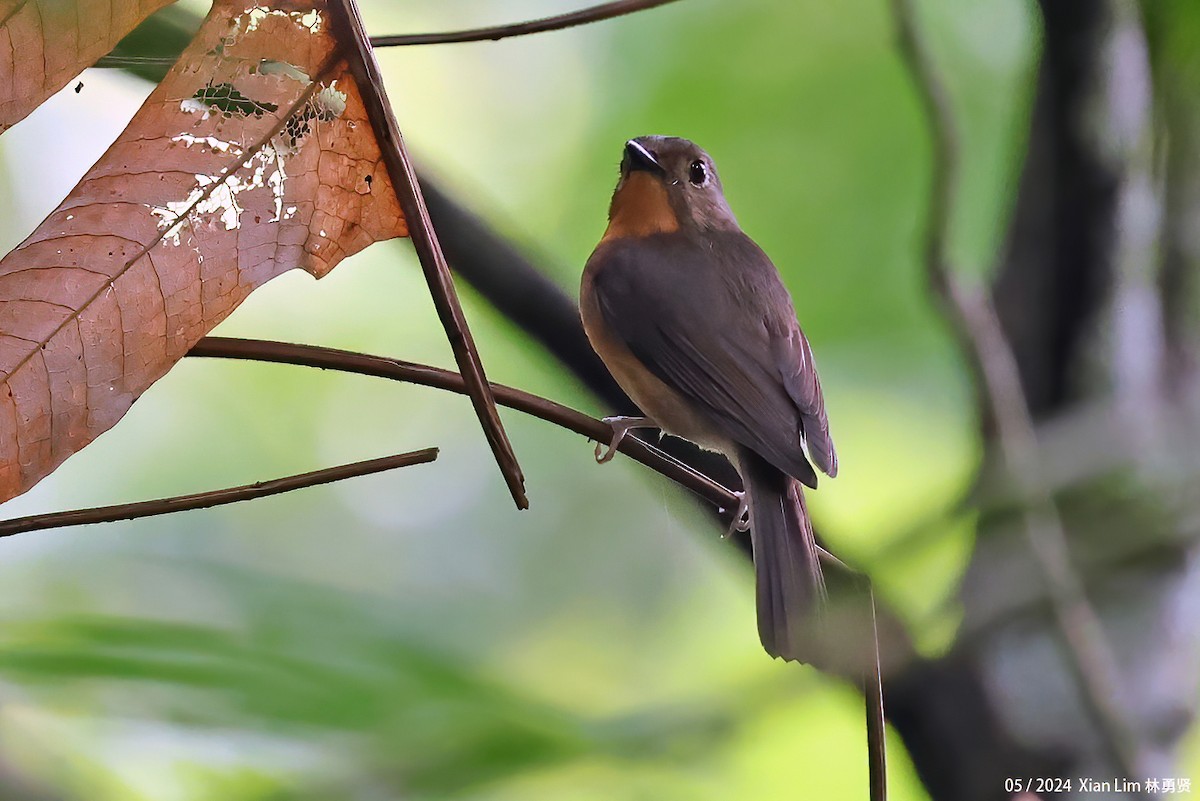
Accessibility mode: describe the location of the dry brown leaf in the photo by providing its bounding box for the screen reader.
[0,0,176,132]
[0,0,406,502]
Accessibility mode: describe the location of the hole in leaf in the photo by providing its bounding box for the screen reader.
[188,82,279,119]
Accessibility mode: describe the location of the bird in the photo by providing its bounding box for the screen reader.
[580,135,837,663]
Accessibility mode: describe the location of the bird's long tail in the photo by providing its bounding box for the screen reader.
[738,446,826,662]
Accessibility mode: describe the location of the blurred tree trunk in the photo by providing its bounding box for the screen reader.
[890,2,1200,798]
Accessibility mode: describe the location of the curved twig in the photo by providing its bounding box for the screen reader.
[188,336,740,513]
[369,0,683,47]
[0,448,438,538]
[94,0,685,69]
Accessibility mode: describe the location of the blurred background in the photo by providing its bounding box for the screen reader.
[1,0,1198,798]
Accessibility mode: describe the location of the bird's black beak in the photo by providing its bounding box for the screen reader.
[625,139,665,175]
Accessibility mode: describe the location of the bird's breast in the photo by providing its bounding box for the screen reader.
[601,172,681,241]
[580,258,731,454]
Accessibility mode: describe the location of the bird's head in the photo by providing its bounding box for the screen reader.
[604,136,739,240]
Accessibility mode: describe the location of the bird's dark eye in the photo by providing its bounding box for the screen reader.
[688,160,708,186]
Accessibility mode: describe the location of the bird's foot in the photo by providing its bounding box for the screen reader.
[722,491,750,539]
[594,416,655,463]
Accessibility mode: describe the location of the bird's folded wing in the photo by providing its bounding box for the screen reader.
[590,236,830,487]
[770,321,837,477]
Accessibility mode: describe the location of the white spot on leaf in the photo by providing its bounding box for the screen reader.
[180,97,211,119]
[241,6,322,35]
[149,145,290,243]
[172,133,241,154]
[151,79,344,243]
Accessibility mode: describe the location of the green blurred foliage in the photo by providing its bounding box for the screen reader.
[0,0,1194,798]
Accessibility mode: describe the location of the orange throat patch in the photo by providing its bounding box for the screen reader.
[602,172,680,240]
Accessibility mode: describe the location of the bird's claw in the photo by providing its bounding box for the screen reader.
[722,491,750,539]
[594,438,623,464]
[594,416,654,464]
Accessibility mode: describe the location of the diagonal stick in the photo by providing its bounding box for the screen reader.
[325,0,528,509]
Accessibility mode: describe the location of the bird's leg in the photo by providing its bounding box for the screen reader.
[722,491,751,539]
[594,416,656,463]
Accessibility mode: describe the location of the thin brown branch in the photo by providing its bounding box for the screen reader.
[370,0,683,47]
[864,586,888,801]
[0,332,737,540]
[0,448,438,538]
[96,1,684,69]
[326,0,527,509]
[189,336,739,514]
[889,0,1148,783]
[188,338,876,574]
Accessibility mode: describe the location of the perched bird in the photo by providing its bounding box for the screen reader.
[581,136,837,662]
